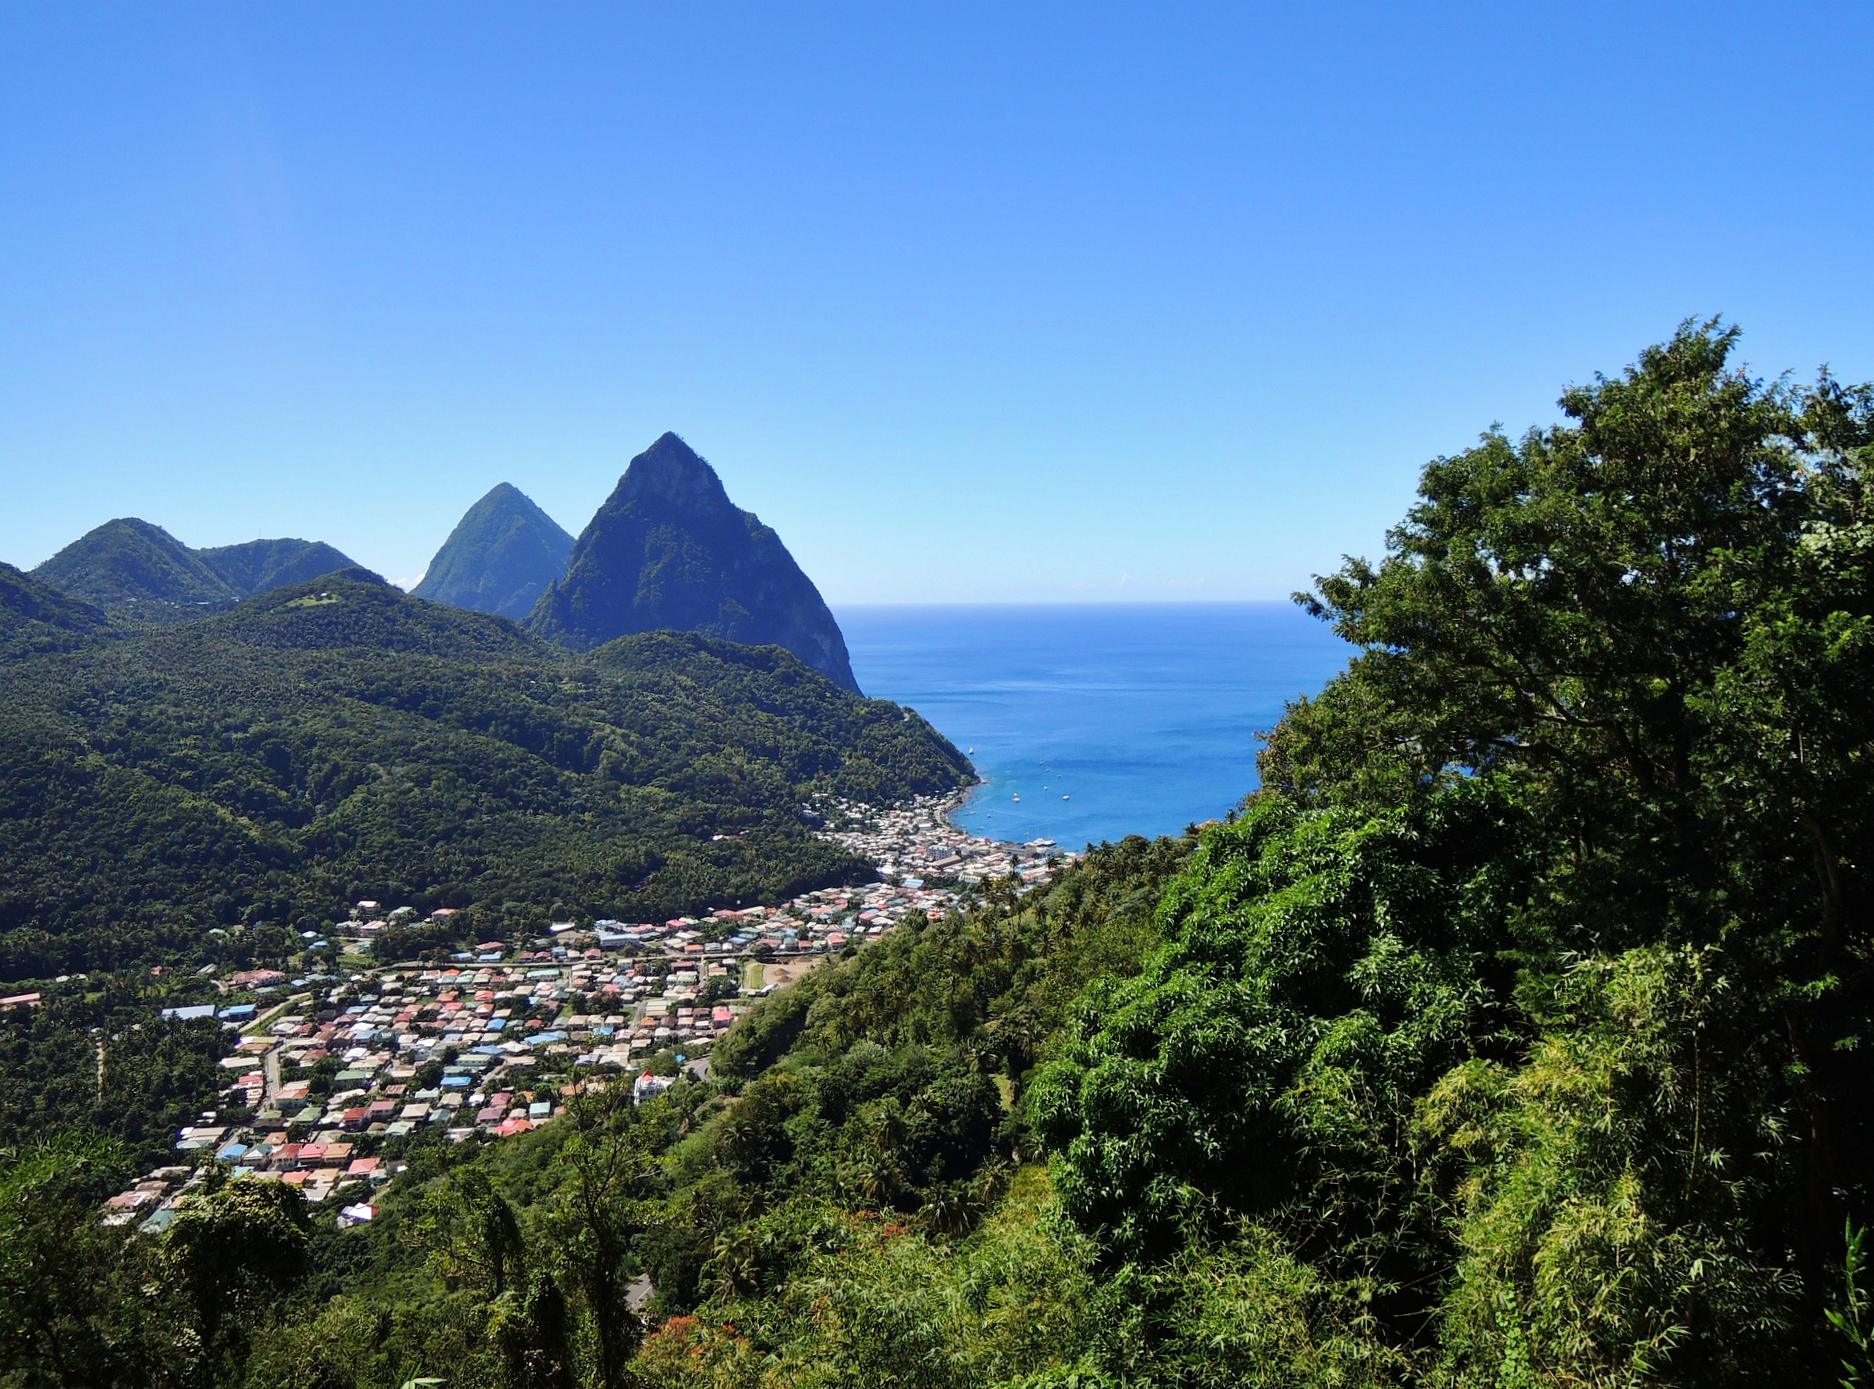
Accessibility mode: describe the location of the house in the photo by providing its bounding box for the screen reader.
[632,1071,674,1105]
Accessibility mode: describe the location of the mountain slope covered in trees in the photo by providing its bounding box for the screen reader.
[0,573,969,980]
[0,561,109,659]
[414,482,574,620]
[528,433,861,692]
[28,520,365,620]
[31,517,244,613]
[199,538,364,596]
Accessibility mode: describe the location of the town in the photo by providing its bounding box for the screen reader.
[102,796,1072,1230]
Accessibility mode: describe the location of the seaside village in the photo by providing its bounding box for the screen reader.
[102,797,1071,1231]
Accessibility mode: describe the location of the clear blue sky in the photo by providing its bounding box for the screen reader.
[3,5,1870,602]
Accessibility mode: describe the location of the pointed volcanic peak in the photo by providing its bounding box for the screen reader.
[31,517,242,614]
[414,482,575,621]
[526,433,860,693]
[199,537,362,597]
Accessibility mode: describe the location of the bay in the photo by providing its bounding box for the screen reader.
[836,602,1351,848]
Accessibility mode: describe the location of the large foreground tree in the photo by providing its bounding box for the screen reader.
[1043,321,1874,1384]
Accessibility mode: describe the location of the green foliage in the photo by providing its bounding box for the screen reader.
[413,482,574,621]
[0,574,969,979]
[199,538,363,597]
[1831,1222,1874,1389]
[1420,946,1798,1385]
[31,516,244,613]
[1034,784,1519,1269]
[0,987,230,1172]
[0,560,109,659]
[167,1174,314,1371]
[527,432,861,691]
[0,1134,193,1387]
[1038,321,1874,1383]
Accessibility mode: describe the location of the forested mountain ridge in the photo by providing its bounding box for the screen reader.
[31,516,244,613]
[527,433,861,692]
[0,573,969,981]
[28,518,364,618]
[199,538,364,597]
[413,481,574,620]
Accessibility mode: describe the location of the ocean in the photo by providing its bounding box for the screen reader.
[836,602,1352,848]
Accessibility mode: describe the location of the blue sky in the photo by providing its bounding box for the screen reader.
[3,4,1870,602]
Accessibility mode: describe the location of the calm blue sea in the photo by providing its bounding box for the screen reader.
[836,603,1351,848]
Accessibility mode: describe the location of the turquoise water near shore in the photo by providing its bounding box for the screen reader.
[836,602,1351,848]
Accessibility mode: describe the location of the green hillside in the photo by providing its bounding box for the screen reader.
[30,517,242,614]
[0,561,109,659]
[0,574,969,980]
[413,481,574,620]
[198,537,364,595]
[527,434,861,691]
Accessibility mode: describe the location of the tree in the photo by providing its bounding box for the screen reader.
[164,1172,312,1376]
[544,1085,657,1389]
[1261,319,1874,1319]
[414,1168,528,1296]
[0,1134,188,1388]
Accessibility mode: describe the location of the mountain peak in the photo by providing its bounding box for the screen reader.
[31,521,364,616]
[32,517,242,613]
[413,483,574,621]
[525,435,860,692]
[198,537,362,596]
[616,431,732,510]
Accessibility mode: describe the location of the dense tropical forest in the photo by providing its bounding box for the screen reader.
[3,321,1872,1387]
[0,572,969,981]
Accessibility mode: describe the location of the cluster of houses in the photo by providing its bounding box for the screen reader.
[823,795,1067,889]
[100,795,1074,1230]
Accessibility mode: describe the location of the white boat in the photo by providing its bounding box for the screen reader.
[1012,793,1021,802]
[1062,794,1070,800]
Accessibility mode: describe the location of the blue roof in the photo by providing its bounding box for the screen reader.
[218,1003,256,1020]
[216,1142,248,1160]
[440,1074,472,1087]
